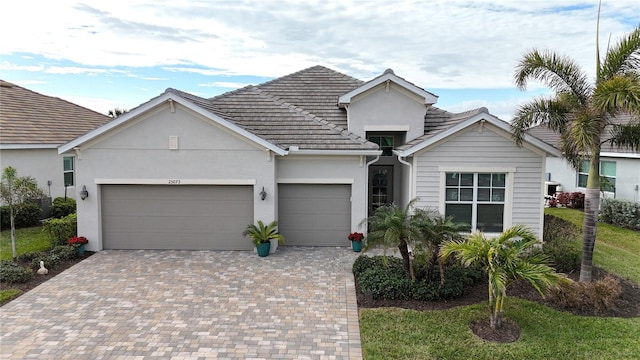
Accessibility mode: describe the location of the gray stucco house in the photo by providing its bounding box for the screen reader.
[59,66,558,251]
[0,80,112,200]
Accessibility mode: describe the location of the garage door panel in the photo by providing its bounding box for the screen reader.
[102,185,253,250]
[278,184,351,247]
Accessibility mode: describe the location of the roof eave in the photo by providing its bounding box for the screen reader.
[287,149,382,156]
[1,144,59,150]
[338,72,437,106]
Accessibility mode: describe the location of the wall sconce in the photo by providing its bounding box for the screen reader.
[79,185,89,200]
[259,187,267,201]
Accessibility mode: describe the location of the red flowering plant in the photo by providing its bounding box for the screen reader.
[348,232,364,242]
[68,236,88,246]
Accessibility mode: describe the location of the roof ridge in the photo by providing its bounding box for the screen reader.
[251,87,374,148]
[255,65,365,91]
[450,106,489,119]
[207,84,255,101]
[165,88,238,121]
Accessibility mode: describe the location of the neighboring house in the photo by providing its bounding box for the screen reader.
[528,114,640,203]
[0,80,112,200]
[58,66,558,251]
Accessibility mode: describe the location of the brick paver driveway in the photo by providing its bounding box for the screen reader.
[0,247,362,359]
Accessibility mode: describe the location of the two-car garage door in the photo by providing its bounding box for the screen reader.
[101,185,253,250]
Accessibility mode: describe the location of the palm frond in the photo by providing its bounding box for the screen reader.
[514,49,592,103]
[609,120,640,151]
[510,96,572,145]
[593,74,640,114]
[599,26,640,80]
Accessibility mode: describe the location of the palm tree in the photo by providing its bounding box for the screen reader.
[440,225,564,329]
[107,108,128,118]
[361,199,422,279]
[413,208,468,284]
[510,9,640,282]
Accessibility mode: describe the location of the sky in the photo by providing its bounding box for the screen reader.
[1,0,638,121]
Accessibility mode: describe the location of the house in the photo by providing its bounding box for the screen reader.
[528,114,640,203]
[0,80,112,200]
[58,66,558,251]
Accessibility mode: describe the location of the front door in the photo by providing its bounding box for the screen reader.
[369,165,393,214]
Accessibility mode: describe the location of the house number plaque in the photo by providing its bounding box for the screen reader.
[168,179,181,185]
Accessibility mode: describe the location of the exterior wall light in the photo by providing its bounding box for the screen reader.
[80,185,89,200]
[260,187,267,201]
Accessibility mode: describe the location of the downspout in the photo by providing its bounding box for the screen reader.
[397,155,412,203]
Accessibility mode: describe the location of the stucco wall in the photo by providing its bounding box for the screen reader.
[347,83,426,142]
[276,155,368,233]
[70,103,277,251]
[547,156,640,202]
[0,148,75,200]
[414,122,546,237]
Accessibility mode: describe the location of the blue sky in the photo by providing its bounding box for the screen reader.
[1,0,638,120]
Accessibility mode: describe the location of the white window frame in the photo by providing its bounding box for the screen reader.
[63,156,75,187]
[439,166,515,234]
[577,160,616,195]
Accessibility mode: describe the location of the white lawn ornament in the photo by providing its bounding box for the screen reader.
[37,261,48,275]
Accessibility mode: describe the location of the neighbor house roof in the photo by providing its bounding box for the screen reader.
[527,113,640,157]
[0,80,112,148]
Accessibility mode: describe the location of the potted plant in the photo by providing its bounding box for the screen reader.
[348,232,364,252]
[68,236,88,256]
[243,220,284,257]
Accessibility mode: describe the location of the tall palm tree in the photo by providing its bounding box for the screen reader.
[440,225,564,329]
[361,199,422,278]
[510,9,640,282]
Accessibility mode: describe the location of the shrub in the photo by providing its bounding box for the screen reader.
[16,251,47,264]
[358,267,413,300]
[50,245,77,261]
[51,197,76,218]
[0,260,34,283]
[43,213,77,246]
[0,203,42,230]
[599,198,640,231]
[543,215,579,243]
[548,276,623,314]
[568,192,585,210]
[556,192,571,207]
[353,255,404,276]
[30,254,61,271]
[542,215,581,273]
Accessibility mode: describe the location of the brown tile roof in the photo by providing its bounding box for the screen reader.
[0,80,112,146]
[526,113,639,155]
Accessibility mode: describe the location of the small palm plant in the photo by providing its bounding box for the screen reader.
[243,220,284,247]
[440,225,565,329]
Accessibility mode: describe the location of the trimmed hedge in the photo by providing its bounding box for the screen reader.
[353,255,484,301]
[0,203,43,230]
[0,260,34,283]
[51,197,76,218]
[541,215,581,273]
[43,213,77,246]
[599,198,640,231]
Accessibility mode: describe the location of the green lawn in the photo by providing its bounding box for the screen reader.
[0,226,51,260]
[360,211,640,359]
[545,207,640,283]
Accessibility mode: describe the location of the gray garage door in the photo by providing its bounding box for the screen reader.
[278,184,351,246]
[102,185,253,250]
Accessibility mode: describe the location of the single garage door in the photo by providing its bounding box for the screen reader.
[278,184,351,246]
[102,185,253,250]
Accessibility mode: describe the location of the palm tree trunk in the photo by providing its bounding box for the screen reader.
[579,156,601,283]
[397,239,411,278]
[10,206,17,261]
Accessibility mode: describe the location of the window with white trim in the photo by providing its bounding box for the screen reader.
[578,160,616,193]
[445,172,506,232]
[63,156,74,187]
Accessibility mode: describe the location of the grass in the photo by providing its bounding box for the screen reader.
[360,211,640,359]
[545,207,640,283]
[0,289,22,304]
[0,226,51,260]
[360,298,640,360]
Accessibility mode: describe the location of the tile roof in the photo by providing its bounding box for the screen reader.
[0,80,112,146]
[526,113,639,155]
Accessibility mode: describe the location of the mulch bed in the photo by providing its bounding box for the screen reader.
[0,252,94,304]
[356,267,640,343]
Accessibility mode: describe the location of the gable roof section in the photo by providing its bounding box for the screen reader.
[59,90,288,155]
[395,107,559,157]
[527,113,640,157]
[338,68,438,107]
[0,80,112,148]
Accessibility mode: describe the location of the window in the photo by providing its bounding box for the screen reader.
[63,156,74,187]
[367,135,394,156]
[445,172,506,232]
[578,160,616,193]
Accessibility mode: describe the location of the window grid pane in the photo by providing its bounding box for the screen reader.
[445,172,505,232]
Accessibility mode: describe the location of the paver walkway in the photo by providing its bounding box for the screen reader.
[0,247,362,359]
